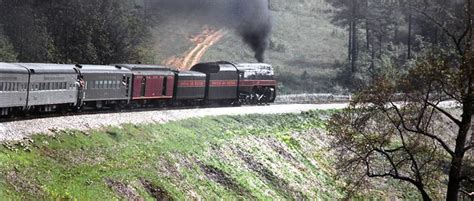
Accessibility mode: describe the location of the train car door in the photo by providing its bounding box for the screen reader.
[166,75,174,97]
[122,75,130,97]
[140,76,146,97]
[162,76,167,96]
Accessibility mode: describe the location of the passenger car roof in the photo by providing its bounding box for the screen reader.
[15,63,78,74]
[116,64,170,71]
[0,63,29,74]
[77,64,132,74]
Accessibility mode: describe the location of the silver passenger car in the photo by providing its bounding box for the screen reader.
[76,64,132,108]
[16,63,80,112]
[0,63,29,116]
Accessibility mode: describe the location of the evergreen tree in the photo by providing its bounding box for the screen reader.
[0,31,17,62]
[0,0,150,64]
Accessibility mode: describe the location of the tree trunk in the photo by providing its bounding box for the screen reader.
[348,22,353,62]
[447,97,473,200]
[447,0,473,198]
[365,0,369,50]
[351,20,358,73]
[349,0,358,73]
[370,41,375,77]
[415,184,432,201]
[447,8,473,196]
[407,8,412,59]
[366,23,370,50]
[378,34,383,59]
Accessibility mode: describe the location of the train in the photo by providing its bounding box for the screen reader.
[0,61,277,117]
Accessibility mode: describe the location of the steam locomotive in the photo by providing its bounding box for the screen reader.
[0,61,277,117]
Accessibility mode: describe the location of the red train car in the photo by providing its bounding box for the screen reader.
[117,64,175,106]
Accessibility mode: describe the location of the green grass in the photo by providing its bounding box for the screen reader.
[0,110,346,200]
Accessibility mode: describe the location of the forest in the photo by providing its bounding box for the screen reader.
[327,0,469,89]
[0,0,150,64]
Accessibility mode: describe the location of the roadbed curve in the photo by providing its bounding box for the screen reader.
[0,103,348,142]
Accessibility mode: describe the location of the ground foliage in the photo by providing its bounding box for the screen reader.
[0,111,354,200]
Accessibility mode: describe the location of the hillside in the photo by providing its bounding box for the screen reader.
[0,112,340,199]
[150,0,347,94]
[207,0,345,69]
[0,111,418,200]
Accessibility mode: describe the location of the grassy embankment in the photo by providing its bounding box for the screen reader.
[0,111,346,200]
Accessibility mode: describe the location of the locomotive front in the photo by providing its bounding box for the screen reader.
[236,63,277,104]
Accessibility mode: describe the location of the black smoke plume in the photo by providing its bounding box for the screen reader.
[149,0,272,62]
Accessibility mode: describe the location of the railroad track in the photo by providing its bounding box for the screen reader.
[1,93,353,123]
[0,103,350,142]
[0,104,239,123]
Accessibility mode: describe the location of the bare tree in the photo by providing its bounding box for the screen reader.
[328,0,473,200]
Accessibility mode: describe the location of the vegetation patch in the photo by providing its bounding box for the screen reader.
[235,148,306,200]
[5,171,45,199]
[140,179,173,201]
[198,163,253,198]
[106,179,142,201]
[0,111,344,200]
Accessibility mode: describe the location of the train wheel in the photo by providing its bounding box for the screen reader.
[262,87,275,105]
[250,92,258,105]
[0,108,7,117]
[248,87,275,105]
[96,101,103,110]
[113,103,122,112]
[232,99,242,106]
[59,105,68,115]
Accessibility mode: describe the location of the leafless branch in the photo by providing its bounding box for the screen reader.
[378,105,423,181]
[417,85,432,129]
[425,102,436,131]
[418,140,439,172]
[394,116,424,184]
[434,77,462,103]
[460,189,474,198]
[465,144,474,153]
[426,101,462,126]
[384,146,404,153]
[460,176,474,184]
[366,169,419,187]
[441,85,461,103]
[390,102,455,156]
[374,148,401,175]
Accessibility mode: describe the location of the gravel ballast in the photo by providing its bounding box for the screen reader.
[0,104,348,142]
